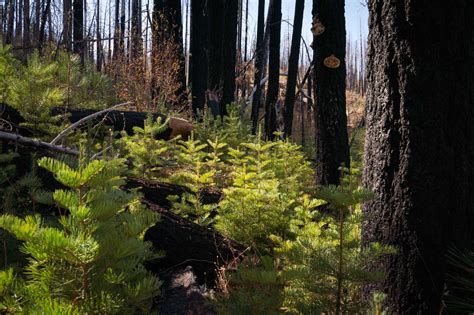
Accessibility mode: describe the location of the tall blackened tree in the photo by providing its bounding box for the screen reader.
[283,0,304,138]
[63,0,73,51]
[190,0,207,116]
[250,0,265,133]
[73,0,84,61]
[5,0,15,45]
[312,0,349,185]
[120,0,125,53]
[152,0,186,103]
[264,0,281,139]
[113,0,120,56]
[23,0,30,52]
[362,1,474,313]
[221,0,238,114]
[131,0,142,58]
[206,0,224,92]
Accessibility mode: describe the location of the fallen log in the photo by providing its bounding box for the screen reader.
[126,177,222,209]
[0,130,79,156]
[0,104,193,141]
[143,201,244,285]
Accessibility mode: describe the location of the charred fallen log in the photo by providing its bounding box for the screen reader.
[144,201,244,286]
[0,104,192,140]
[126,177,222,209]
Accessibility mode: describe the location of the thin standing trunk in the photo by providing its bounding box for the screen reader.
[38,0,51,50]
[184,0,189,85]
[23,0,30,52]
[264,0,281,139]
[131,0,141,58]
[244,0,248,62]
[362,1,474,313]
[113,0,119,57]
[250,0,265,133]
[5,0,14,44]
[283,0,304,138]
[120,0,125,53]
[63,0,72,50]
[220,0,238,114]
[96,0,101,71]
[206,0,224,92]
[47,0,52,41]
[190,0,207,116]
[312,0,349,185]
[73,0,84,62]
[152,0,186,104]
[16,0,22,39]
[34,0,40,43]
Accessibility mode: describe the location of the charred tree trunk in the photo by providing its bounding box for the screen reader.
[119,0,125,53]
[73,0,84,62]
[96,0,101,71]
[190,0,207,116]
[63,0,72,51]
[250,0,269,133]
[220,0,238,114]
[5,0,14,44]
[113,0,119,57]
[130,0,142,58]
[264,0,280,139]
[152,0,186,105]
[206,0,224,93]
[38,0,51,50]
[34,0,39,44]
[16,0,22,40]
[312,0,349,185]
[362,1,474,313]
[23,0,30,52]
[283,0,304,138]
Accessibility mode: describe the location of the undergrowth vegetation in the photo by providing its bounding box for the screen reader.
[0,48,397,314]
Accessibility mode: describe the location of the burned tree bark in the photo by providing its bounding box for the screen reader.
[264,0,280,139]
[250,0,265,133]
[220,0,238,114]
[5,0,15,45]
[312,0,349,185]
[206,0,224,93]
[152,0,186,105]
[130,0,142,58]
[73,0,84,61]
[190,0,207,116]
[362,1,474,313]
[283,0,304,138]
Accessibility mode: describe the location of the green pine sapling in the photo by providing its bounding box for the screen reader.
[0,154,161,314]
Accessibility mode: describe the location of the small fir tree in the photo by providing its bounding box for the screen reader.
[0,154,161,313]
[9,51,65,139]
[274,169,395,314]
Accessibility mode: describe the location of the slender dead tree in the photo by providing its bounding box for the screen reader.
[220,0,238,114]
[23,0,30,52]
[130,0,142,58]
[73,0,84,61]
[283,0,304,138]
[250,0,265,133]
[312,0,349,185]
[206,0,224,92]
[5,0,15,44]
[96,0,102,71]
[113,0,119,56]
[190,0,207,116]
[63,0,72,51]
[152,0,186,104]
[119,0,125,53]
[264,0,281,139]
